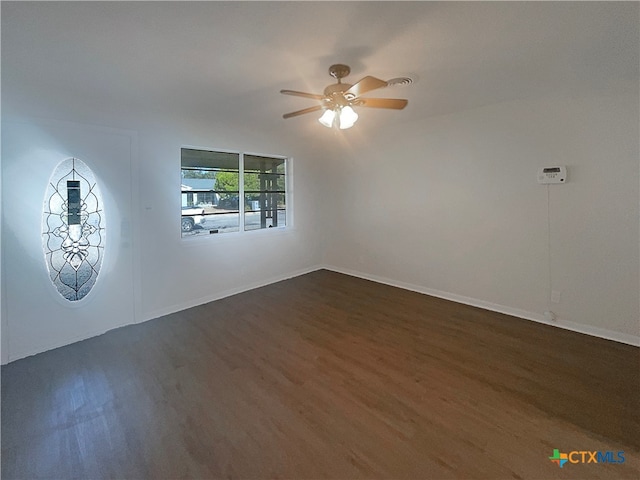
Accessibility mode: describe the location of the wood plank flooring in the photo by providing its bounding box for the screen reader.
[2,269,639,479]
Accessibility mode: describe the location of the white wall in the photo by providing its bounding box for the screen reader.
[2,93,638,363]
[324,93,640,344]
[2,119,138,363]
[2,96,638,363]
[134,118,327,321]
[0,108,326,363]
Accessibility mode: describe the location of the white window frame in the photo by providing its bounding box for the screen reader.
[180,146,290,239]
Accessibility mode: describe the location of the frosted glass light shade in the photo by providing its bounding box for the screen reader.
[318,109,336,128]
[338,106,358,129]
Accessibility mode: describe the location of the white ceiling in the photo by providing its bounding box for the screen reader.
[2,1,638,139]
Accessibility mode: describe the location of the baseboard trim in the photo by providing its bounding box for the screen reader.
[4,265,322,364]
[142,264,322,324]
[6,263,637,364]
[5,324,127,364]
[321,265,640,347]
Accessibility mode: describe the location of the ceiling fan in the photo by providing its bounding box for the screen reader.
[280,64,409,129]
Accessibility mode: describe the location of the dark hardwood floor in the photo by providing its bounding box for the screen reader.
[2,270,639,479]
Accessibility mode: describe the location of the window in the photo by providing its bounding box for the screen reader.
[42,157,105,301]
[181,148,287,237]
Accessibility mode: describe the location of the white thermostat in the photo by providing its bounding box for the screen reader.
[537,166,567,184]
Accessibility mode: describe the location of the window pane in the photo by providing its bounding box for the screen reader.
[182,149,239,171]
[244,154,285,172]
[244,193,285,211]
[181,148,240,237]
[243,155,286,231]
[243,173,285,193]
[244,209,286,231]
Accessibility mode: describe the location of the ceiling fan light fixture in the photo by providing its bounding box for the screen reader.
[338,106,358,129]
[318,109,336,128]
[282,64,408,128]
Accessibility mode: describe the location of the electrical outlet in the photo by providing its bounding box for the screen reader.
[551,290,562,304]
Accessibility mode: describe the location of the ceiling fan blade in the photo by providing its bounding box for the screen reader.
[280,89,324,100]
[344,76,388,98]
[358,98,408,109]
[282,105,324,119]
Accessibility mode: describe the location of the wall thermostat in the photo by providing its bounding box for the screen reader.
[537,166,567,184]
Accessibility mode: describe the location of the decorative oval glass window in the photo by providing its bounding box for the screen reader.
[42,157,105,301]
